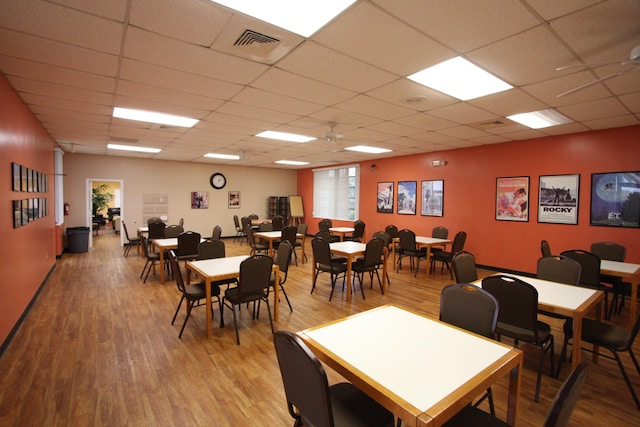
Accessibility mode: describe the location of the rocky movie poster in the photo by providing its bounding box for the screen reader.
[538,175,579,224]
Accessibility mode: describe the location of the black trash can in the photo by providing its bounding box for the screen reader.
[67,226,90,253]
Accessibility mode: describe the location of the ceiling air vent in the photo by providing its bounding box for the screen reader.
[234,29,280,47]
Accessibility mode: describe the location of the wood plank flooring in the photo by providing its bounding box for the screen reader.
[0,232,639,426]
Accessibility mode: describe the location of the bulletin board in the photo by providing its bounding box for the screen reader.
[289,195,304,219]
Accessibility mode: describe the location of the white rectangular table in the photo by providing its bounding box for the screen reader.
[152,237,204,283]
[475,274,604,369]
[253,230,306,261]
[600,260,640,329]
[186,255,280,338]
[329,226,355,241]
[298,305,522,426]
[392,236,451,274]
[325,241,366,302]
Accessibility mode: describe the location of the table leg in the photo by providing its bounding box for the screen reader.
[159,248,165,283]
[572,312,583,368]
[346,255,353,303]
[205,278,212,339]
[382,248,389,292]
[630,276,638,330]
[273,266,279,321]
[506,356,522,426]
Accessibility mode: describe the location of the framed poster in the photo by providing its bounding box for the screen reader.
[421,180,443,216]
[496,176,529,221]
[21,166,28,192]
[590,171,640,228]
[12,163,21,192]
[191,191,208,209]
[13,200,21,228]
[538,174,579,224]
[397,181,416,215]
[377,182,393,213]
[228,191,240,208]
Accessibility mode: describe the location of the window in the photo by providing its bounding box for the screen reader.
[313,165,359,220]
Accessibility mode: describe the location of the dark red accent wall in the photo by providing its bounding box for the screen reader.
[297,126,640,274]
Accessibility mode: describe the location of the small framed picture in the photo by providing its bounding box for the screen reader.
[228,191,240,208]
[421,180,444,216]
[191,191,209,209]
[397,181,417,215]
[590,171,640,228]
[538,174,579,224]
[496,176,529,221]
[377,182,393,213]
[13,200,21,228]
[12,163,21,192]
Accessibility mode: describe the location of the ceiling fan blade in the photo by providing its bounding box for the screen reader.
[556,60,623,71]
[557,67,640,97]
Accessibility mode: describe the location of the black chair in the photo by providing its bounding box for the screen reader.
[294,223,308,263]
[440,283,499,415]
[396,229,428,277]
[372,231,392,286]
[140,235,161,283]
[122,220,141,257]
[210,225,222,240]
[164,224,184,238]
[318,218,339,242]
[352,237,385,297]
[443,362,588,427]
[278,225,299,265]
[266,241,293,312]
[430,225,449,257]
[590,241,627,317]
[271,215,284,231]
[385,224,400,265]
[221,255,274,345]
[315,231,347,263]
[558,313,640,409]
[245,225,269,256]
[311,237,347,301]
[451,251,478,284]
[344,220,365,242]
[482,275,554,402]
[147,221,166,240]
[560,249,611,319]
[536,255,582,320]
[541,239,552,257]
[176,231,201,264]
[240,216,252,245]
[431,231,467,279]
[147,217,163,226]
[233,214,244,243]
[168,250,222,338]
[273,331,395,427]
[197,240,237,288]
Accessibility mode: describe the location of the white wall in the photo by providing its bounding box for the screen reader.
[63,154,297,239]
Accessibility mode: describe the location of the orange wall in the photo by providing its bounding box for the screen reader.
[0,74,56,346]
[298,126,640,274]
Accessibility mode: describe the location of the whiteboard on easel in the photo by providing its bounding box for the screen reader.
[289,195,304,218]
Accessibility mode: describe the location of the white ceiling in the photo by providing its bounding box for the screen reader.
[1,0,638,169]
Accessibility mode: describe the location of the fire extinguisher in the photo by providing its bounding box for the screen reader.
[64,203,69,216]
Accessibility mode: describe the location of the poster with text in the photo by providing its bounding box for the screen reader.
[538,174,579,224]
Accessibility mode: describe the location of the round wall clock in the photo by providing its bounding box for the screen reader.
[210,172,226,189]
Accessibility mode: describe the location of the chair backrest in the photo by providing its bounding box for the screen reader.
[560,249,601,288]
[537,255,581,286]
[148,221,166,239]
[482,275,540,338]
[271,215,284,231]
[543,363,588,427]
[451,231,467,254]
[197,240,225,260]
[233,214,241,230]
[237,255,273,298]
[241,216,251,231]
[177,231,201,256]
[351,220,366,240]
[245,225,257,248]
[275,241,293,280]
[248,214,259,220]
[432,226,448,239]
[167,250,186,294]
[440,283,498,338]
[314,230,332,242]
[541,240,552,257]
[122,220,132,240]
[385,224,399,239]
[372,231,391,248]
[281,225,298,246]
[362,237,385,268]
[147,217,163,225]
[452,251,478,284]
[318,219,332,232]
[178,218,184,227]
[259,221,273,232]
[312,237,333,267]
[590,241,626,262]
[164,224,184,238]
[273,331,334,427]
[297,222,308,236]
[398,229,417,251]
[211,225,222,240]
[140,235,152,259]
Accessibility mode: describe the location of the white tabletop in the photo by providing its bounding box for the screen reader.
[601,259,640,275]
[253,231,283,239]
[415,236,451,245]
[329,227,355,233]
[188,255,249,277]
[330,241,366,254]
[302,305,511,411]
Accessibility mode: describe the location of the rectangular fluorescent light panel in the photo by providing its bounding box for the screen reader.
[507,109,572,129]
[113,107,198,128]
[344,145,391,154]
[107,144,161,154]
[408,57,512,101]
[204,153,240,160]
[211,0,356,37]
[256,130,316,143]
[275,160,309,165]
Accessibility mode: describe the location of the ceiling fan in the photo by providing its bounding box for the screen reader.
[557,44,640,97]
[322,122,344,143]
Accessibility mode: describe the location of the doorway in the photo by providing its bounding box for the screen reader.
[86,179,124,249]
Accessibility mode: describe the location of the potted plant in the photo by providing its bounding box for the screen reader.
[92,184,114,224]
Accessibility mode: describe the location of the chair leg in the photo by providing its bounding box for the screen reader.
[262,296,275,334]
[615,350,640,409]
[178,300,194,338]
[231,304,240,345]
[172,295,185,325]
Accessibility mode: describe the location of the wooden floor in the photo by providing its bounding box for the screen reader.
[1,231,639,426]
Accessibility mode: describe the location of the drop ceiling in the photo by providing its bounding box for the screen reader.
[0,0,638,168]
